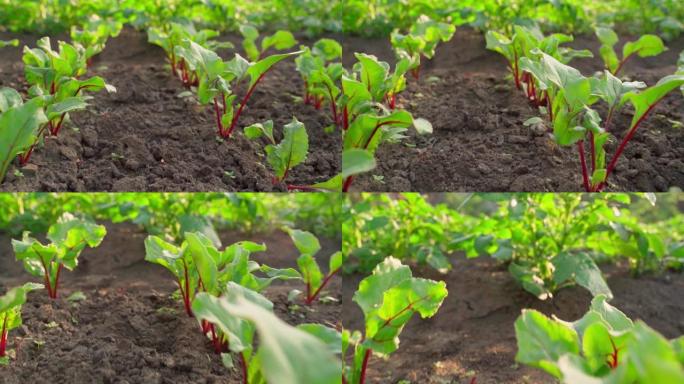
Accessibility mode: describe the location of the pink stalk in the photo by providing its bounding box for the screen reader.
[240,354,248,384]
[577,141,590,192]
[225,73,267,138]
[359,349,371,384]
[0,313,7,357]
[305,268,341,305]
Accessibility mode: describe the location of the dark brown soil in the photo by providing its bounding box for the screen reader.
[0,28,341,192]
[342,254,684,384]
[343,28,684,192]
[0,223,341,383]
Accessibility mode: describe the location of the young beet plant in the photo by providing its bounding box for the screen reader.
[0,88,47,184]
[515,295,684,382]
[192,283,341,384]
[12,213,106,299]
[21,37,115,163]
[391,15,455,79]
[283,228,342,305]
[70,16,123,66]
[173,39,301,138]
[0,283,43,364]
[343,257,447,384]
[148,22,234,87]
[239,25,298,62]
[520,51,684,191]
[295,38,345,125]
[145,232,299,352]
[0,39,19,48]
[596,27,666,75]
[339,53,433,191]
[486,25,592,107]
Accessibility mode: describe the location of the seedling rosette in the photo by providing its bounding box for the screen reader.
[12,213,106,299]
[515,295,684,382]
[342,257,447,384]
[282,228,342,304]
[173,39,301,138]
[0,283,43,364]
[71,16,123,65]
[391,15,456,80]
[596,27,667,75]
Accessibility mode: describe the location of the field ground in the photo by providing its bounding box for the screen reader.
[0,28,341,192]
[344,28,684,192]
[0,223,341,384]
[343,254,684,383]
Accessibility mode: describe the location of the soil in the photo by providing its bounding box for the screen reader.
[0,28,341,192]
[342,254,684,384]
[0,223,342,384]
[343,28,684,192]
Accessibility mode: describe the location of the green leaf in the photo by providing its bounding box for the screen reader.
[265,117,308,180]
[45,96,90,120]
[629,322,684,382]
[247,51,303,89]
[623,35,666,59]
[0,87,23,113]
[552,252,612,299]
[186,232,219,295]
[286,228,321,256]
[0,282,43,313]
[261,31,297,52]
[622,75,684,129]
[342,149,376,179]
[514,309,579,378]
[244,120,275,143]
[0,97,47,183]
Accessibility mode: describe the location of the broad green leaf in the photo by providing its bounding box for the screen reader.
[261,31,297,52]
[265,117,308,180]
[622,75,684,129]
[623,35,666,59]
[629,322,684,382]
[0,282,43,313]
[0,98,47,183]
[342,149,376,179]
[247,51,303,89]
[0,87,23,113]
[552,252,612,299]
[286,228,321,256]
[186,232,219,294]
[515,309,579,378]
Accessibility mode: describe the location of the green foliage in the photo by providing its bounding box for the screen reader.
[390,15,455,78]
[284,228,343,304]
[145,231,299,317]
[247,118,309,184]
[294,38,344,122]
[515,295,684,382]
[345,193,683,297]
[0,39,19,48]
[596,27,666,74]
[343,257,447,383]
[239,25,297,62]
[70,16,123,61]
[0,89,47,183]
[192,285,342,384]
[0,282,43,364]
[12,213,106,299]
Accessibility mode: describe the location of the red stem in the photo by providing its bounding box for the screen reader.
[359,349,371,384]
[513,51,521,90]
[52,263,63,299]
[342,175,354,193]
[305,268,341,305]
[598,103,658,191]
[38,257,54,298]
[613,53,634,76]
[343,107,349,130]
[226,73,267,137]
[577,140,590,192]
[324,83,338,124]
[182,260,193,317]
[589,131,596,173]
[240,354,248,384]
[0,313,8,357]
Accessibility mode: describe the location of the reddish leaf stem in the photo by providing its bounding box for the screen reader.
[359,349,371,384]
[240,354,248,384]
[0,313,8,357]
[305,267,341,305]
[225,73,267,137]
[577,140,590,192]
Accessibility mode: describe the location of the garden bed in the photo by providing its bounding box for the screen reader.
[343,28,684,192]
[342,254,684,383]
[0,28,341,192]
[0,223,341,383]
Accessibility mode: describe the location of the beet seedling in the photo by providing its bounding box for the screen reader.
[148,22,233,87]
[21,37,115,163]
[71,16,123,65]
[192,283,341,384]
[520,51,684,191]
[515,295,684,382]
[0,283,43,364]
[244,118,311,189]
[391,15,455,79]
[295,38,345,124]
[283,228,342,305]
[343,257,447,384]
[0,87,47,184]
[174,39,301,138]
[596,27,667,75]
[12,213,106,299]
